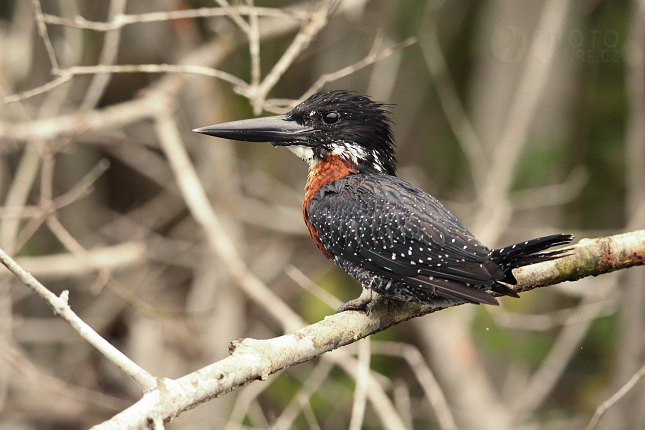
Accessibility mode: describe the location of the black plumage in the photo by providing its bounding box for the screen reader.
[308,173,571,309]
[194,90,573,313]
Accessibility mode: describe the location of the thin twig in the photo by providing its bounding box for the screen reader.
[0,140,45,254]
[60,64,249,92]
[372,341,459,430]
[472,0,574,244]
[285,264,344,310]
[80,0,127,110]
[41,7,307,31]
[0,159,109,219]
[52,159,111,209]
[5,64,248,105]
[493,299,616,331]
[0,246,158,391]
[510,166,589,211]
[420,2,487,193]
[585,361,645,430]
[247,0,261,90]
[262,36,418,113]
[511,291,612,416]
[248,1,333,114]
[326,350,408,430]
[31,0,59,73]
[154,111,304,332]
[5,344,130,411]
[3,75,72,103]
[39,143,54,208]
[349,337,371,430]
[5,241,147,278]
[214,0,251,34]
[224,375,274,430]
[272,361,334,430]
[301,36,417,103]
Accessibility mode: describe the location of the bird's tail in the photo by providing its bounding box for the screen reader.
[489,233,574,285]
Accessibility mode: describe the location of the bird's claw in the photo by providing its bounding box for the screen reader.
[335,288,374,314]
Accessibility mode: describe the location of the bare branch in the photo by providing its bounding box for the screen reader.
[0,247,157,391]
[80,0,128,110]
[472,0,574,244]
[262,36,418,113]
[272,361,334,430]
[41,7,307,31]
[89,230,644,429]
[5,241,147,278]
[372,341,459,430]
[31,0,59,72]
[154,111,304,332]
[585,361,645,430]
[348,338,371,430]
[420,2,487,192]
[511,287,612,416]
[213,0,252,34]
[247,1,334,114]
[3,75,72,104]
[300,36,418,104]
[0,159,109,220]
[247,0,261,89]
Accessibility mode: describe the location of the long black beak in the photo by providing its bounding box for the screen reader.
[193,114,315,144]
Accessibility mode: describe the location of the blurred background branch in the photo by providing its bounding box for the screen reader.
[0,0,644,429]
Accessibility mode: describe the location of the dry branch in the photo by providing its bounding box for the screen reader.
[0,247,158,391]
[76,229,645,429]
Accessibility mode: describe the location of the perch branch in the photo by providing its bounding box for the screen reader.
[90,230,645,429]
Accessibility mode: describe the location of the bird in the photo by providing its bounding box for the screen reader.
[194,90,573,313]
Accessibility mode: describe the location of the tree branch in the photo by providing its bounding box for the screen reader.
[86,230,644,429]
[0,247,158,392]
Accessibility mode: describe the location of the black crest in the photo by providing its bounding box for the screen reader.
[286,90,397,175]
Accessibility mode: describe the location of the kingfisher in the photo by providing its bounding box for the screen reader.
[194,90,572,313]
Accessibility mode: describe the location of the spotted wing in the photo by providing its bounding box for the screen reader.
[307,174,506,305]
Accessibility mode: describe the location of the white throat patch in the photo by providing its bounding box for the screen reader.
[286,142,386,172]
[287,145,319,167]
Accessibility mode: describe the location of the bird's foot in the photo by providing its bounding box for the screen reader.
[335,288,374,315]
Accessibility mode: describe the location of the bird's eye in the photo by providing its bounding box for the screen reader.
[323,112,339,124]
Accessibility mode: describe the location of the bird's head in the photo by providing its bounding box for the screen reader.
[193,90,397,175]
